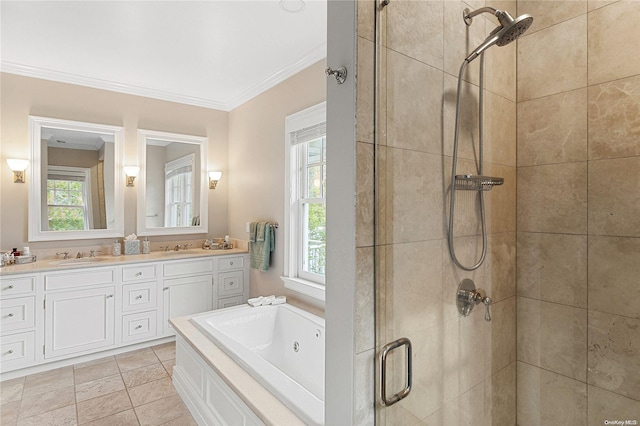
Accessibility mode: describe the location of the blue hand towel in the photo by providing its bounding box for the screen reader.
[250,221,274,271]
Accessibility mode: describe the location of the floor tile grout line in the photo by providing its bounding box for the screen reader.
[3,343,185,426]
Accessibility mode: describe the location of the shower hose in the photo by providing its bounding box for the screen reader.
[447,54,487,271]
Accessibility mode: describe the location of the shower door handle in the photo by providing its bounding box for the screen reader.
[379,337,412,406]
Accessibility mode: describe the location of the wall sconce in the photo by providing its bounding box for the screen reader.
[124,166,140,187]
[7,159,29,183]
[208,171,222,189]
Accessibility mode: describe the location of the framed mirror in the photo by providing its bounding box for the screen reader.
[137,129,208,236]
[28,116,124,241]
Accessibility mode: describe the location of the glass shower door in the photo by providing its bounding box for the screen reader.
[372,0,518,424]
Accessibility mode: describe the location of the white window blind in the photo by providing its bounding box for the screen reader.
[289,122,327,146]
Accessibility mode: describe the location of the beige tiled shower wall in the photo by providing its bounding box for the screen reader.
[516,1,640,424]
[355,0,518,424]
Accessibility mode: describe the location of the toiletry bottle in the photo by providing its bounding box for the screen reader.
[113,239,121,256]
[23,246,30,256]
[142,237,150,254]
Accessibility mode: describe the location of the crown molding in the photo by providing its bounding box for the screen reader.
[0,61,229,111]
[225,42,327,111]
[1,43,327,112]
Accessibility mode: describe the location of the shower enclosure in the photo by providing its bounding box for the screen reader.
[366,0,640,424]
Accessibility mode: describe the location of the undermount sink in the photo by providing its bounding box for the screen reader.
[53,257,108,266]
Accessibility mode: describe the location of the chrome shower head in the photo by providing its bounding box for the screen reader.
[494,10,533,46]
[463,7,533,62]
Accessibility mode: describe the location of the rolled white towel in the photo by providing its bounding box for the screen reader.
[272,296,286,305]
[247,296,264,307]
[262,295,276,305]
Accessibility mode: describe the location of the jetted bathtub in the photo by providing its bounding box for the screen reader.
[189,303,325,425]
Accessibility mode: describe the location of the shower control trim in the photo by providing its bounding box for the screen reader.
[457,279,493,322]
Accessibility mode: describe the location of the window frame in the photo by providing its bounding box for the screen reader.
[282,102,327,301]
[163,154,195,227]
[46,165,93,231]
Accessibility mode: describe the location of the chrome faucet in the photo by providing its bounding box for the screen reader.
[89,249,101,258]
[56,251,70,260]
[182,243,192,251]
[161,245,170,252]
[173,244,181,251]
[76,252,83,259]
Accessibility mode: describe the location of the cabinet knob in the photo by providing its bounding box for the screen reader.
[7,313,14,317]
[163,287,169,291]
[230,282,234,286]
[136,295,143,300]
[7,285,14,289]
[135,325,143,329]
[230,261,234,266]
[106,294,114,299]
[7,350,13,355]
[136,272,142,276]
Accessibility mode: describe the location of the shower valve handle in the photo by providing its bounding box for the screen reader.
[456,279,493,322]
[483,296,493,322]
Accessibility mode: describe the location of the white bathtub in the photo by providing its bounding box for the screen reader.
[190,303,325,425]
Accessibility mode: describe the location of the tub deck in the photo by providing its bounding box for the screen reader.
[169,315,304,426]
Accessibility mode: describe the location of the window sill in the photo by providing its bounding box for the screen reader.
[281,276,325,301]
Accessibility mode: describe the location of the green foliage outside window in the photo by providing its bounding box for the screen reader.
[47,179,86,230]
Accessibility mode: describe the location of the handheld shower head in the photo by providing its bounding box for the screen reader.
[463,8,533,63]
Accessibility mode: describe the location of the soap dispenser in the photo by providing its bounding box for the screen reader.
[113,238,121,256]
[142,237,150,254]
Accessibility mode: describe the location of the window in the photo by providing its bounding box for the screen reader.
[164,154,194,227]
[283,102,327,300]
[46,166,93,231]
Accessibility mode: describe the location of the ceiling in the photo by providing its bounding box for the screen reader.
[0,1,327,111]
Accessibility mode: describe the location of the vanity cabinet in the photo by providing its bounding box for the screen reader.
[0,274,39,371]
[120,263,161,344]
[0,252,249,376]
[216,255,247,309]
[162,258,215,336]
[44,286,116,359]
[43,267,117,359]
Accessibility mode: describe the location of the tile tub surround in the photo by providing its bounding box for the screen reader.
[0,342,196,426]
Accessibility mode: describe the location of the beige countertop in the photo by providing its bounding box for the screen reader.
[0,248,248,276]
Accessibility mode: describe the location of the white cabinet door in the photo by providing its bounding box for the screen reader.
[163,275,213,335]
[45,286,116,359]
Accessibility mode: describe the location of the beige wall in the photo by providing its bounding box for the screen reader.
[227,59,327,303]
[0,72,229,250]
[516,1,640,422]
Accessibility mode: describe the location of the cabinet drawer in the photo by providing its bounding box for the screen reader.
[218,271,244,297]
[0,331,36,372]
[164,259,213,278]
[122,311,157,343]
[1,296,35,333]
[122,264,157,282]
[218,295,244,309]
[218,256,244,271]
[122,282,157,312]
[45,268,115,291]
[0,275,36,298]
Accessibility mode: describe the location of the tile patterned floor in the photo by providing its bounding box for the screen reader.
[0,342,197,426]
